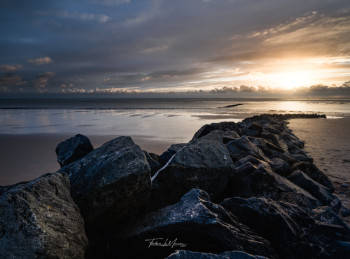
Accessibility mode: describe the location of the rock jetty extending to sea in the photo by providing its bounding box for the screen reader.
[1,114,349,259]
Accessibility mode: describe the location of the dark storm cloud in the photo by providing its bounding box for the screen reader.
[0,0,350,95]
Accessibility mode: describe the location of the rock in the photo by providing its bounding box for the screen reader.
[269,158,291,177]
[149,152,161,162]
[291,154,310,162]
[0,173,88,258]
[240,121,263,137]
[225,158,320,209]
[166,250,228,259]
[340,206,350,217]
[288,170,337,205]
[143,150,161,176]
[116,189,275,259]
[313,206,350,229]
[291,162,334,191]
[166,250,268,259]
[226,136,270,163]
[191,121,241,141]
[159,143,187,165]
[55,134,93,167]
[59,136,151,231]
[220,251,268,259]
[221,196,350,258]
[260,132,289,153]
[151,132,234,209]
[249,137,285,157]
[341,183,349,188]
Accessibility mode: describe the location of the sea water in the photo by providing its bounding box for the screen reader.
[1,98,349,139]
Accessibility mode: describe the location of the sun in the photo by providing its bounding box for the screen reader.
[272,71,315,90]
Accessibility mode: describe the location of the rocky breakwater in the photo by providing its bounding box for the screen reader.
[1,114,350,259]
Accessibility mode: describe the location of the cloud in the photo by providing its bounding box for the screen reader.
[28,57,53,65]
[33,72,55,91]
[35,10,110,23]
[89,0,130,6]
[0,73,27,87]
[0,64,23,72]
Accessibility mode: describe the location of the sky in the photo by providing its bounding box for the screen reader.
[1,0,350,96]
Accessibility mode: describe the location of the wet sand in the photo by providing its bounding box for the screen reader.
[0,134,176,186]
[288,117,350,224]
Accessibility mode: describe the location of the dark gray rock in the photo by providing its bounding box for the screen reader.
[291,154,310,162]
[166,250,228,259]
[151,132,234,209]
[220,251,268,259]
[116,189,275,259]
[313,206,350,229]
[291,162,334,191]
[225,158,319,209]
[159,143,187,165]
[260,132,289,153]
[249,137,285,156]
[221,196,350,258]
[166,250,268,259]
[240,121,263,137]
[192,121,241,141]
[59,136,151,231]
[0,173,88,259]
[55,134,93,167]
[226,136,270,163]
[288,170,337,205]
[269,158,291,177]
[143,150,161,176]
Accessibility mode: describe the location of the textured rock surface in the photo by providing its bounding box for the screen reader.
[116,189,275,259]
[55,134,93,167]
[0,173,88,259]
[226,136,270,163]
[221,196,350,258]
[159,143,187,164]
[191,121,241,141]
[166,250,268,259]
[59,136,151,230]
[151,132,234,209]
[143,150,161,176]
[288,170,337,205]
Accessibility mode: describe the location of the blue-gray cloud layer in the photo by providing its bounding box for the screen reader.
[0,0,349,94]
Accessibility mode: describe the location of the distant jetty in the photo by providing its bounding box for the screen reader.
[218,103,244,108]
[2,113,350,259]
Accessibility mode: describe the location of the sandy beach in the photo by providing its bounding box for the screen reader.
[288,117,350,223]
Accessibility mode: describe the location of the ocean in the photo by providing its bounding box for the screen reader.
[1,98,349,139]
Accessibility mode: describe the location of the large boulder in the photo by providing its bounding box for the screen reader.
[143,150,161,176]
[151,132,234,209]
[288,170,337,205]
[224,156,319,209]
[0,173,88,258]
[55,134,93,167]
[166,250,268,259]
[191,121,241,141]
[291,162,334,191]
[226,136,270,163]
[116,189,275,259]
[159,143,187,165]
[240,121,263,137]
[221,196,350,258]
[59,136,151,231]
